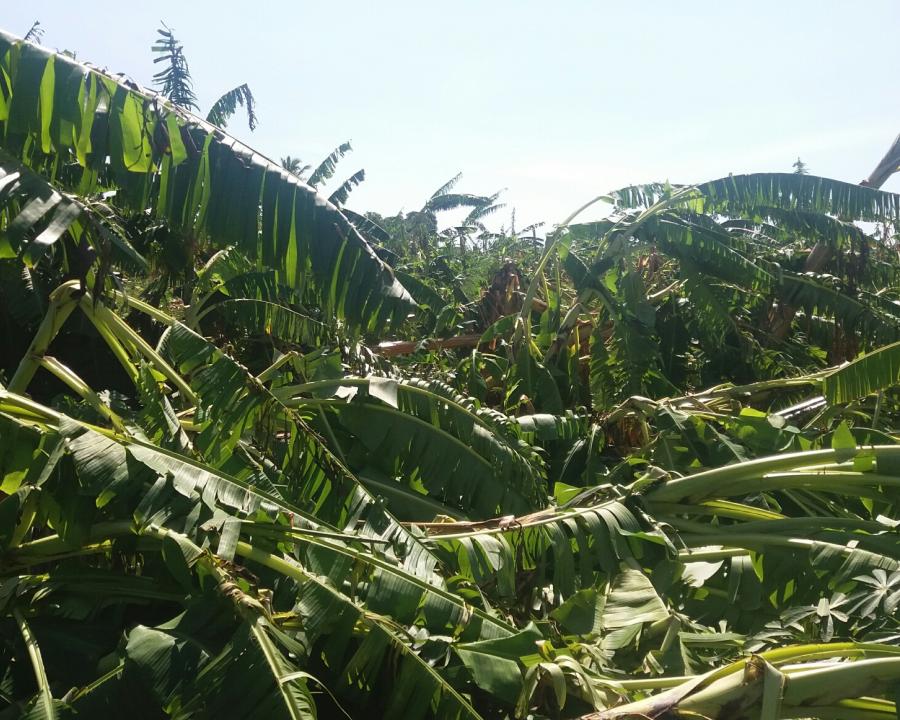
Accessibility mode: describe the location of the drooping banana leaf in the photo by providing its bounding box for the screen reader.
[608,173,900,222]
[276,375,549,519]
[823,339,900,404]
[0,30,412,333]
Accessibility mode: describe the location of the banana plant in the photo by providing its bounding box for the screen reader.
[493,173,900,415]
[4,19,900,720]
[0,29,413,335]
[152,22,258,131]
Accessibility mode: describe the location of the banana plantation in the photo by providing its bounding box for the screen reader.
[4,24,900,720]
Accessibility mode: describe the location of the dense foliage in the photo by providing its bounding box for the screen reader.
[2,26,900,720]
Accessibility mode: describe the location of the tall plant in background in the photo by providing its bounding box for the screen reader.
[281,141,367,207]
[153,23,258,131]
[4,25,900,720]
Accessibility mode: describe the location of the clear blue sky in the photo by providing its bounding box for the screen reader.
[4,1,899,230]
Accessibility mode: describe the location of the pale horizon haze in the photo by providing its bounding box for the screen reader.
[3,1,899,231]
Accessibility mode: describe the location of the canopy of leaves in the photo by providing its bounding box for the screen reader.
[2,23,900,720]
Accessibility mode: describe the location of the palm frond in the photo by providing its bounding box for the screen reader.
[425,193,494,214]
[307,141,352,187]
[23,21,43,43]
[280,155,311,177]
[151,23,199,111]
[206,83,258,131]
[429,172,463,200]
[328,168,365,206]
[463,195,506,226]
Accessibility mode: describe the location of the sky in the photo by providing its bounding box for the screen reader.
[3,1,900,231]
